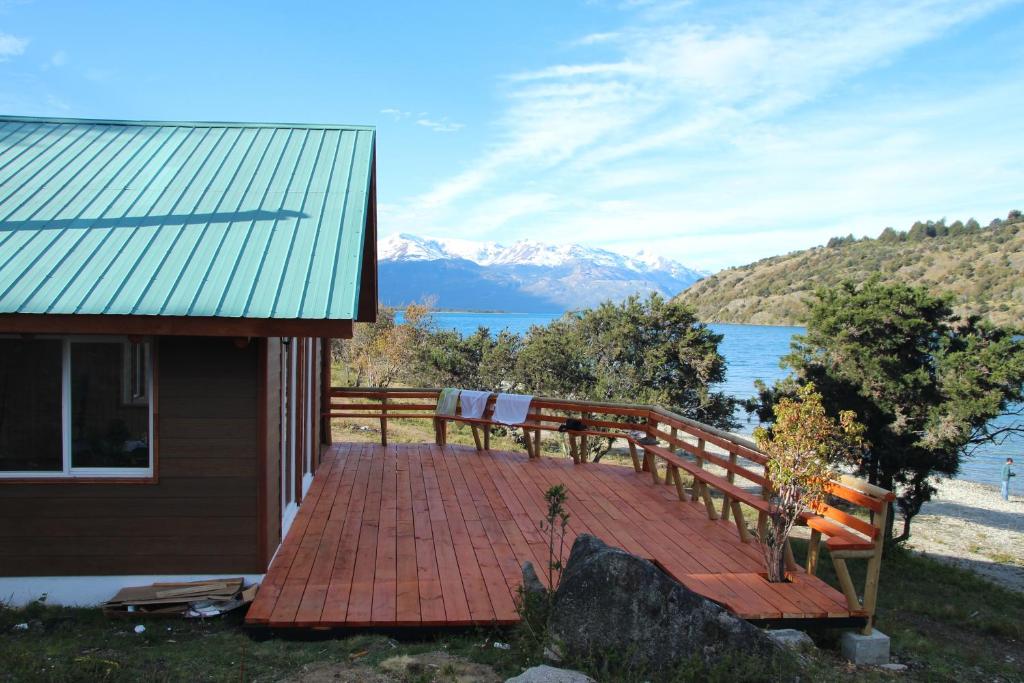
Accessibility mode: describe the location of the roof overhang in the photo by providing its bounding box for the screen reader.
[0,314,352,338]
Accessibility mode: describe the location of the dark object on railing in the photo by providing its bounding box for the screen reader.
[558,418,587,432]
[637,435,660,446]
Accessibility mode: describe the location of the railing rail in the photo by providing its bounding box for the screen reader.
[325,385,894,633]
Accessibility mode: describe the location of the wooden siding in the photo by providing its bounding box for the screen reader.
[0,337,262,576]
[261,338,283,567]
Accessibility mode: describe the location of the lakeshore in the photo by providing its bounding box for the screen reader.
[906,478,1024,593]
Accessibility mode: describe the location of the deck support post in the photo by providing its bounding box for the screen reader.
[379,396,389,447]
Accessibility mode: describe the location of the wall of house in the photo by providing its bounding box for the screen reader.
[0,336,263,576]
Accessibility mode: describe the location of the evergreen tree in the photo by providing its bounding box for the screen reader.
[751,279,1024,543]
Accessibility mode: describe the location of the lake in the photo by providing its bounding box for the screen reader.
[414,311,1021,487]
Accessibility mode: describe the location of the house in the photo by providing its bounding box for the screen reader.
[0,115,377,604]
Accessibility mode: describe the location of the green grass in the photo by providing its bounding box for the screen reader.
[4,541,1023,682]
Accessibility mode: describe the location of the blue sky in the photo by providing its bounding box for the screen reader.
[1,0,1022,270]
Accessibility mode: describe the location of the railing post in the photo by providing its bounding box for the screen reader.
[579,412,591,462]
[379,396,389,447]
[666,427,678,486]
[721,451,737,521]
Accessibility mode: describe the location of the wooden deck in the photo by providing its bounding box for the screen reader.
[246,442,861,629]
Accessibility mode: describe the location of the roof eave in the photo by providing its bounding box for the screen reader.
[0,313,354,339]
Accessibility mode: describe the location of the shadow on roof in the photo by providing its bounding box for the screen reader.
[0,209,309,231]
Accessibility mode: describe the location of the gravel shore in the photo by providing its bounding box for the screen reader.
[904,477,1024,592]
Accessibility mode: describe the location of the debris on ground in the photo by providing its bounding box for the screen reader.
[102,578,257,618]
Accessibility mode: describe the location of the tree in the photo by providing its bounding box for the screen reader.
[753,384,864,582]
[416,326,523,392]
[337,303,433,387]
[516,294,737,438]
[751,279,1024,543]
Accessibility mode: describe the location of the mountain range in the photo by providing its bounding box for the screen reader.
[377,234,706,312]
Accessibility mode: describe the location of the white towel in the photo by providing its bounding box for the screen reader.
[459,390,491,419]
[492,393,533,426]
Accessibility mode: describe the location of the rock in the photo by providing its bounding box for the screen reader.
[504,664,596,683]
[547,534,777,675]
[765,628,816,651]
[879,663,908,672]
[522,561,546,597]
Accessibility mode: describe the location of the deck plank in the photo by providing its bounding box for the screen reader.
[247,442,866,629]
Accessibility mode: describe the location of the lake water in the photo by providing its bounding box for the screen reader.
[415,311,1021,487]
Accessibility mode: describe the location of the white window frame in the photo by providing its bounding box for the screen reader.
[0,335,154,480]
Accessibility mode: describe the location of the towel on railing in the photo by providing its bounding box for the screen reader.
[492,393,533,425]
[459,390,490,419]
[436,388,460,416]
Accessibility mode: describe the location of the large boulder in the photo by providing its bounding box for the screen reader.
[547,534,777,675]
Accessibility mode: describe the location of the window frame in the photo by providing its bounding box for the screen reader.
[0,335,155,481]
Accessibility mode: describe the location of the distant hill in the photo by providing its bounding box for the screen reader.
[378,234,706,312]
[677,212,1024,328]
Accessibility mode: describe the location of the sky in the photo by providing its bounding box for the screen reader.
[0,0,1022,271]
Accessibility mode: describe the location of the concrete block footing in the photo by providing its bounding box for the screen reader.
[841,629,890,665]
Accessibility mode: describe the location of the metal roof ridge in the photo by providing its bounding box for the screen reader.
[0,114,376,132]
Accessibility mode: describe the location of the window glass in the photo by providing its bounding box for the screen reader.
[70,342,149,469]
[0,339,63,471]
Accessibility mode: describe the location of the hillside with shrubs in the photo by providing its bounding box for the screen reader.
[678,211,1024,328]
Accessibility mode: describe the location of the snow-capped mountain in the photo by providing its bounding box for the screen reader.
[377,233,707,312]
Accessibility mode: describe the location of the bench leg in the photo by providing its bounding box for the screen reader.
[627,441,641,472]
[522,427,535,458]
[730,500,750,542]
[533,429,542,458]
[806,529,822,576]
[721,494,732,522]
[483,425,490,450]
[647,452,662,484]
[831,557,862,612]
[670,466,687,501]
[698,482,718,520]
[471,425,483,451]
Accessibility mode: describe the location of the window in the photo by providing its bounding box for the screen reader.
[0,336,153,479]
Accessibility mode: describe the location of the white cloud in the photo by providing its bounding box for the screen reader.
[416,117,464,133]
[380,107,410,120]
[49,50,67,67]
[386,0,1022,270]
[0,31,28,59]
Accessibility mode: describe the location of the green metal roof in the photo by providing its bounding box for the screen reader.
[0,115,376,322]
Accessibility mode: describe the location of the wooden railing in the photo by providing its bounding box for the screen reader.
[326,386,894,633]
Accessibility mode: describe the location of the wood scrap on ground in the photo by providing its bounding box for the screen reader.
[102,578,257,618]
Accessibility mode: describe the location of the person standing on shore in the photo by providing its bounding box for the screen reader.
[1002,458,1016,501]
